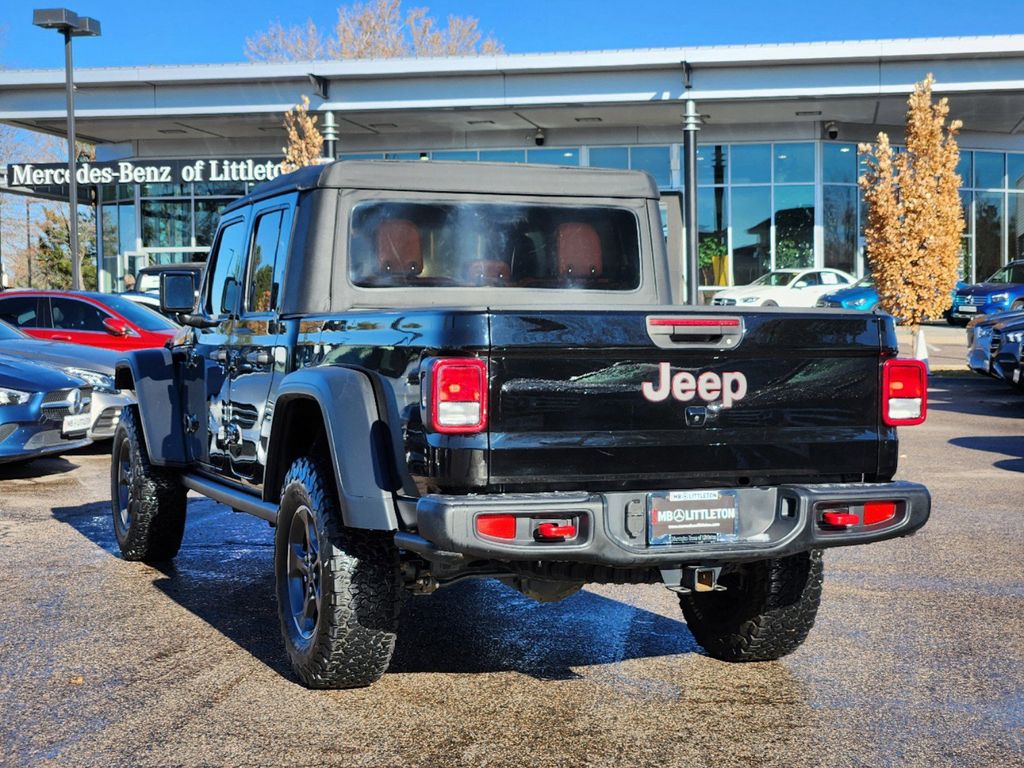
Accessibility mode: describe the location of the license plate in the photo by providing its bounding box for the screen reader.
[647,490,739,545]
[1014,369,1021,384]
[957,305,977,313]
[62,413,91,436]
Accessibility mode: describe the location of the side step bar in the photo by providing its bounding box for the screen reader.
[182,474,278,524]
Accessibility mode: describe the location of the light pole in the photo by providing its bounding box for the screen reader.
[32,8,101,291]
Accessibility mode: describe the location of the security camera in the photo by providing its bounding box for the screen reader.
[534,128,545,147]
[825,121,839,140]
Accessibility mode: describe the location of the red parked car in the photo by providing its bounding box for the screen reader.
[0,290,179,351]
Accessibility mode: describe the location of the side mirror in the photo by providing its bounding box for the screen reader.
[161,271,198,314]
[793,280,809,289]
[102,317,131,337]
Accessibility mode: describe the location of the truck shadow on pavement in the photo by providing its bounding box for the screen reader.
[948,436,1024,473]
[52,499,701,682]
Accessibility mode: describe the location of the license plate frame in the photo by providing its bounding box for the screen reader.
[647,489,739,546]
[62,413,91,436]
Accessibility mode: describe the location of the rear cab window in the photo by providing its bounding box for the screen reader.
[348,201,641,291]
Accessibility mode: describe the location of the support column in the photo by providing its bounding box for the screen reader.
[64,29,81,290]
[682,98,700,305]
[321,112,338,161]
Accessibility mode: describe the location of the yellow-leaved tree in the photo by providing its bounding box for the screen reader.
[282,96,325,172]
[859,74,965,361]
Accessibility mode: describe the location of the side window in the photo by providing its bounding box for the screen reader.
[246,207,292,313]
[0,297,41,328]
[820,271,841,286]
[206,219,248,317]
[50,298,110,333]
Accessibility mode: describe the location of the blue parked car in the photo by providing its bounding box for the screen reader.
[817,275,967,319]
[816,275,881,311]
[965,310,1024,376]
[0,354,93,465]
[949,259,1024,325]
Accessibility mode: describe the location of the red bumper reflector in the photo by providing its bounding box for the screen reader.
[821,511,860,528]
[649,317,741,328]
[535,523,576,540]
[863,501,897,525]
[476,514,516,539]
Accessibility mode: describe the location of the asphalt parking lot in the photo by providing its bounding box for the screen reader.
[0,373,1021,767]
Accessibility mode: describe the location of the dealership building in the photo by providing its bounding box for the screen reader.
[1,34,1023,296]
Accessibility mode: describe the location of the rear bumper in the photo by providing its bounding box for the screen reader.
[413,481,930,567]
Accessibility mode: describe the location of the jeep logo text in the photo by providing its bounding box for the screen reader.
[641,363,747,408]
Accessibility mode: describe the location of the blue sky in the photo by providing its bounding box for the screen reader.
[1,0,1023,68]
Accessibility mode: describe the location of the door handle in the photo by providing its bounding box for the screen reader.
[52,334,72,341]
[245,350,272,366]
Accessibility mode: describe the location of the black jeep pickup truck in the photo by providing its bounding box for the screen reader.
[111,160,930,689]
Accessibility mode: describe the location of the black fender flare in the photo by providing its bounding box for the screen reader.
[114,348,188,466]
[264,366,402,531]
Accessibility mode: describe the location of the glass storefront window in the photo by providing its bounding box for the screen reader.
[141,200,190,248]
[730,144,771,184]
[960,190,972,280]
[589,147,628,170]
[1008,154,1024,191]
[194,199,232,247]
[527,148,579,165]
[698,187,728,286]
[118,204,136,257]
[479,149,525,163]
[195,179,246,197]
[1008,192,1024,262]
[629,146,671,187]
[430,150,478,161]
[824,144,858,184]
[697,145,728,186]
[975,191,1004,280]
[774,143,814,184]
[774,185,814,269]
[100,203,118,292]
[823,185,858,275]
[956,151,973,188]
[141,181,189,198]
[974,152,1005,189]
[731,186,771,283]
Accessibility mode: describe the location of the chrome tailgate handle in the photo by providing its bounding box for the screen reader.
[645,315,745,350]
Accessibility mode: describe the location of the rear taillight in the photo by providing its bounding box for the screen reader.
[430,358,488,434]
[882,359,927,426]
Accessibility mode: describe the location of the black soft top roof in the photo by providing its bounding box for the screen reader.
[226,160,660,213]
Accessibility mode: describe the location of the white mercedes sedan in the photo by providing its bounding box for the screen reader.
[711,268,856,308]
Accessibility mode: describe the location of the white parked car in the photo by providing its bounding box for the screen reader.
[712,268,856,308]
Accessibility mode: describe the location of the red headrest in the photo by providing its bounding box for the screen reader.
[377,220,422,276]
[556,223,603,278]
[464,259,509,284]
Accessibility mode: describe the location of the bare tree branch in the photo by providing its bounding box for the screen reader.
[246,1,503,62]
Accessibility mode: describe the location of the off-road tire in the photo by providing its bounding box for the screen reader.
[274,456,400,689]
[680,551,823,662]
[110,405,187,562]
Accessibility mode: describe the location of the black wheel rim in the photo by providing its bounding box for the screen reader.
[287,504,321,640]
[114,437,133,533]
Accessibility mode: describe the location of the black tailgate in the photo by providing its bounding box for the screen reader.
[487,309,892,491]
